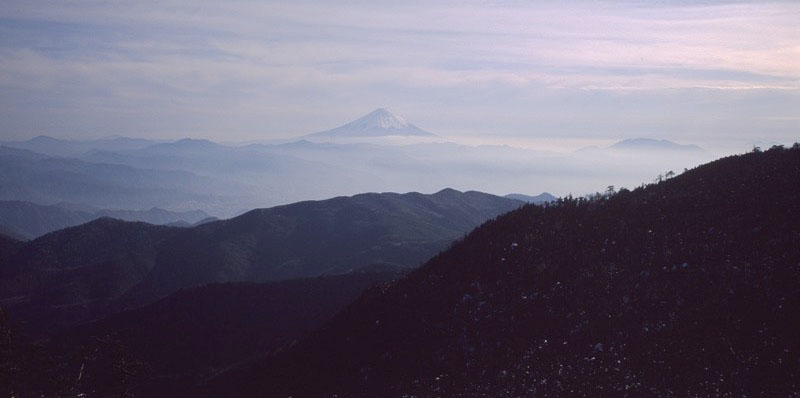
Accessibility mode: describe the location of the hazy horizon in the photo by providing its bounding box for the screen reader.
[1,1,798,155]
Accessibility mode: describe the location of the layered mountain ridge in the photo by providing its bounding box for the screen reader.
[209,145,800,397]
[0,189,522,336]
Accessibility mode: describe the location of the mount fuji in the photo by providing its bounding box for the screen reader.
[306,108,436,139]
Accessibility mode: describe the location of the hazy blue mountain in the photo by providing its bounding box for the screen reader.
[3,131,716,227]
[164,220,192,228]
[609,138,705,152]
[0,201,91,239]
[253,137,714,205]
[122,189,524,307]
[0,146,240,215]
[306,108,436,138]
[208,145,800,397]
[578,138,706,153]
[3,132,715,218]
[87,137,349,176]
[0,200,211,239]
[94,208,209,226]
[192,216,219,226]
[84,139,382,211]
[504,192,556,204]
[1,135,160,157]
[51,202,103,213]
[164,216,219,228]
[138,138,222,153]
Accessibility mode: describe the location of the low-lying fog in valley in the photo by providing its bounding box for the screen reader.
[1,108,721,219]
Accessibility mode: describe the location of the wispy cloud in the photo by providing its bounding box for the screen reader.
[0,0,797,150]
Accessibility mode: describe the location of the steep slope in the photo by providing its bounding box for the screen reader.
[210,145,800,397]
[0,218,182,336]
[123,189,522,306]
[54,272,401,397]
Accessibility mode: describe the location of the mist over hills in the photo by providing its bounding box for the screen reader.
[0,145,236,214]
[577,138,706,153]
[0,200,210,239]
[208,145,800,397]
[608,138,705,152]
[1,109,715,218]
[0,135,162,158]
[504,192,556,204]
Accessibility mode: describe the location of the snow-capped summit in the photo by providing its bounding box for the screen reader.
[307,108,436,139]
[360,108,410,130]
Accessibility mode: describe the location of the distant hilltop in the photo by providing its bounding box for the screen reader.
[306,108,436,139]
[609,138,704,152]
[579,138,705,153]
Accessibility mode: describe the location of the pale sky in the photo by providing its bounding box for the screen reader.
[1,0,798,152]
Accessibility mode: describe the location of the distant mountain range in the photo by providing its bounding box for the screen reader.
[0,189,522,336]
[610,138,705,152]
[579,138,705,153]
[121,188,524,307]
[307,108,435,139]
[4,145,797,397]
[504,192,556,204]
[0,145,232,213]
[0,135,161,157]
[0,200,210,239]
[1,128,715,217]
[206,145,800,398]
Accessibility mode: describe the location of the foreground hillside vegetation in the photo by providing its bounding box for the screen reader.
[210,145,800,397]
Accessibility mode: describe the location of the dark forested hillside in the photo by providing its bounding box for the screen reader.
[210,145,800,397]
[0,190,521,337]
[0,218,182,336]
[51,272,400,397]
[122,189,522,306]
[0,232,24,260]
